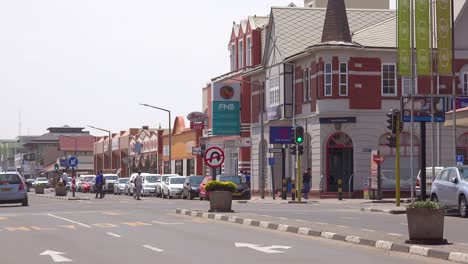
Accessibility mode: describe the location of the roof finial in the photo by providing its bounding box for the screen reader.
[321,0,352,43]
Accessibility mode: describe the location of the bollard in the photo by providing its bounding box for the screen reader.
[291,179,296,201]
[338,178,343,201]
[282,178,287,200]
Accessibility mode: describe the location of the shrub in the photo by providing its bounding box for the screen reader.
[205,180,237,192]
[35,183,45,187]
[407,201,441,209]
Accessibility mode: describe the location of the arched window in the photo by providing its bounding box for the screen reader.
[327,132,353,148]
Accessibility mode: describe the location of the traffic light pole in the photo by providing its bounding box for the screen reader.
[396,113,401,206]
[297,154,302,202]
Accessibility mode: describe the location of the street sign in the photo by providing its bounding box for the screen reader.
[268,157,275,166]
[372,154,385,164]
[269,148,283,153]
[192,147,202,155]
[187,111,207,123]
[190,122,205,130]
[269,126,293,144]
[457,155,464,163]
[68,156,79,168]
[204,146,225,168]
[212,101,240,135]
[59,159,68,167]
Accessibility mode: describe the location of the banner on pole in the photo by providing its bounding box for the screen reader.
[397,0,411,76]
[436,0,453,74]
[415,0,431,76]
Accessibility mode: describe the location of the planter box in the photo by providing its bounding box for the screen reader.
[55,186,67,196]
[209,191,233,212]
[35,186,45,194]
[406,208,446,244]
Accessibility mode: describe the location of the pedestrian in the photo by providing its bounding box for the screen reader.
[244,171,251,187]
[302,168,312,199]
[61,170,68,185]
[134,170,143,200]
[95,171,104,199]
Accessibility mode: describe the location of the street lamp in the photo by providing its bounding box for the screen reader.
[88,125,112,170]
[139,103,172,174]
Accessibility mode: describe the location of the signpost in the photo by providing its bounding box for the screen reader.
[204,147,225,168]
[68,157,78,198]
[268,157,276,200]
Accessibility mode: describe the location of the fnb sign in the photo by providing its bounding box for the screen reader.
[212,101,240,135]
[218,103,236,111]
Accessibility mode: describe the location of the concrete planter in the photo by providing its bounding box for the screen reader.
[55,186,67,196]
[209,191,233,212]
[35,185,45,194]
[406,208,446,244]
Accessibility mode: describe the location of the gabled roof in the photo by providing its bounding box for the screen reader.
[264,6,396,62]
[249,15,269,29]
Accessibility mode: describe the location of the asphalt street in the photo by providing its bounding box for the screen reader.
[0,194,451,264]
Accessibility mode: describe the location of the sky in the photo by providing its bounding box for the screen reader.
[0,0,396,138]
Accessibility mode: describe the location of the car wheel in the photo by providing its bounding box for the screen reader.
[460,195,468,218]
[22,197,28,206]
[431,194,439,203]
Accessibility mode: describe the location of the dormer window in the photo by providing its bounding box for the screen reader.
[246,37,252,67]
[238,40,244,68]
[230,44,236,71]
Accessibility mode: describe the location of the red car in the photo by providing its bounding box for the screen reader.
[81,180,92,193]
[199,176,212,201]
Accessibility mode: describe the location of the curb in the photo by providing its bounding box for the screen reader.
[176,209,468,264]
[29,193,90,201]
[360,208,407,214]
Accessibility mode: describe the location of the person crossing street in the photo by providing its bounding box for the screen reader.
[134,171,143,200]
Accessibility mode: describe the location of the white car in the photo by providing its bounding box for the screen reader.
[33,177,50,188]
[103,174,119,193]
[114,178,129,195]
[162,176,186,199]
[156,175,172,197]
[141,174,160,196]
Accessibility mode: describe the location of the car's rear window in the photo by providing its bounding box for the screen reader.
[218,176,242,184]
[36,178,47,181]
[105,175,118,181]
[170,178,185,184]
[0,174,21,185]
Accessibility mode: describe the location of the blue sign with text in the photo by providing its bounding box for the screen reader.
[68,156,79,168]
[269,126,293,144]
[457,155,464,163]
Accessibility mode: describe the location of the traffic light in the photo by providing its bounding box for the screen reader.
[54,163,59,171]
[386,134,396,148]
[290,145,297,155]
[293,126,304,145]
[386,109,397,134]
[298,145,304,155]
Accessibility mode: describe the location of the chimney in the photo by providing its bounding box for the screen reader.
[304,0,315,7]
[142,126,149,130]
[321,0,352,43]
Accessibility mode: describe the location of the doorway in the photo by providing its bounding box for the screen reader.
[326,132,353,192]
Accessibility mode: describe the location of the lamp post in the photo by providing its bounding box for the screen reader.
[88,125,112,171]
[139,103,172,174]
[60,135,78,197]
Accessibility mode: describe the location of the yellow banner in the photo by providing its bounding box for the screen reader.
[415,0,430,76]
[436,0,453,74]
[397,0,411,76]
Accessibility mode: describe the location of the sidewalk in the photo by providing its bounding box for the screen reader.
[176,208,468,263]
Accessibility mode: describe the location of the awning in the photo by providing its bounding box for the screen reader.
[444,107,468,127]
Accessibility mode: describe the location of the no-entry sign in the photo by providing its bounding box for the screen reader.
[373,154,385,164]
[204,146,225,168]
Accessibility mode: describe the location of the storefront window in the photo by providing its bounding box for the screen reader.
[186,159,195,175]
[175,160,183,176]
[163,161,170,174]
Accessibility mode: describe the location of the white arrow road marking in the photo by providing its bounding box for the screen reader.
[40,250,72,262]
[47,214,91,228]
[106,232,121,238]
[234,243,291,254]
[143,245,164,252]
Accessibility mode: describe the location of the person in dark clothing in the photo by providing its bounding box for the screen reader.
[302,168,312,199]
[95,171,104,199]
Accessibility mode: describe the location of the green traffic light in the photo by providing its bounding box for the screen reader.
[297,137,303,143]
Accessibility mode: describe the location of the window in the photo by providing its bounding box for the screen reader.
[463,72,468,95]
[186,159,195,175]
[402,76,418,96]
[230,44,236,71]
[324,63,332,96]
[339,63,348,96]
[175,160,183,176]
[246,37,251,67]
[302,69,310,102]
[269,76,280,106]
[382,64,397,96]
[238,40,243,68]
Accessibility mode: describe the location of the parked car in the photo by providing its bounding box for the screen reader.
[416,167,444,199]
[25,179,35,192]
[0,172,28,206]
[182,175,204,200]
[103,174,119,193]
[114,178,129,195]
[430,166,468,217]
[162,176,186,199]
[78,175,95,192]
[80,178,93,193]
[217,175,251,200]
[142,174,160,196]
[34,177,50,188]
[125,173,138,196]
[199,176,212,201]
[65,177,73,191]
[156,174,176,197]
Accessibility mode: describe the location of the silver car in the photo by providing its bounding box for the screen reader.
[156,175,171,197]
[114,178,129,195]
[141,174,160,196]
[103,174,119,193]
[430,166,468,217]
[0,172,28,206]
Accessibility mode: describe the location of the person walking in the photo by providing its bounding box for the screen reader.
[95,171,104,199]
[134,171,143,200]
[302,168,312,199]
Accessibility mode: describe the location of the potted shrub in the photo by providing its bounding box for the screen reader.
[35,183,45,194]
[205,180,237,212]
[406,201,447,244]
[55,181,67,196]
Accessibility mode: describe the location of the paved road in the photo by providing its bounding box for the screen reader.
[0,195,448,264]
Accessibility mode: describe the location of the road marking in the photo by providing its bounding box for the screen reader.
[0,216,8,220]
[94,223,119,228]
[387,233,403,236]
[278,217,288,220]
[234,243,291,254]
[143,245,164,252]
[40,250,72,263]
[260,215,271,217]
[341,217,358,220]
[47,214,92,228]
[5,226,30,232]
[296,219,306,222]
[361,229,375,232]
[336,225,348,228]
[122,221,151,227]
[314,222,327,225]
[400,223,408,226]
[151,220,183,225]
[106,232,121,238]
[102,212,121,216]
